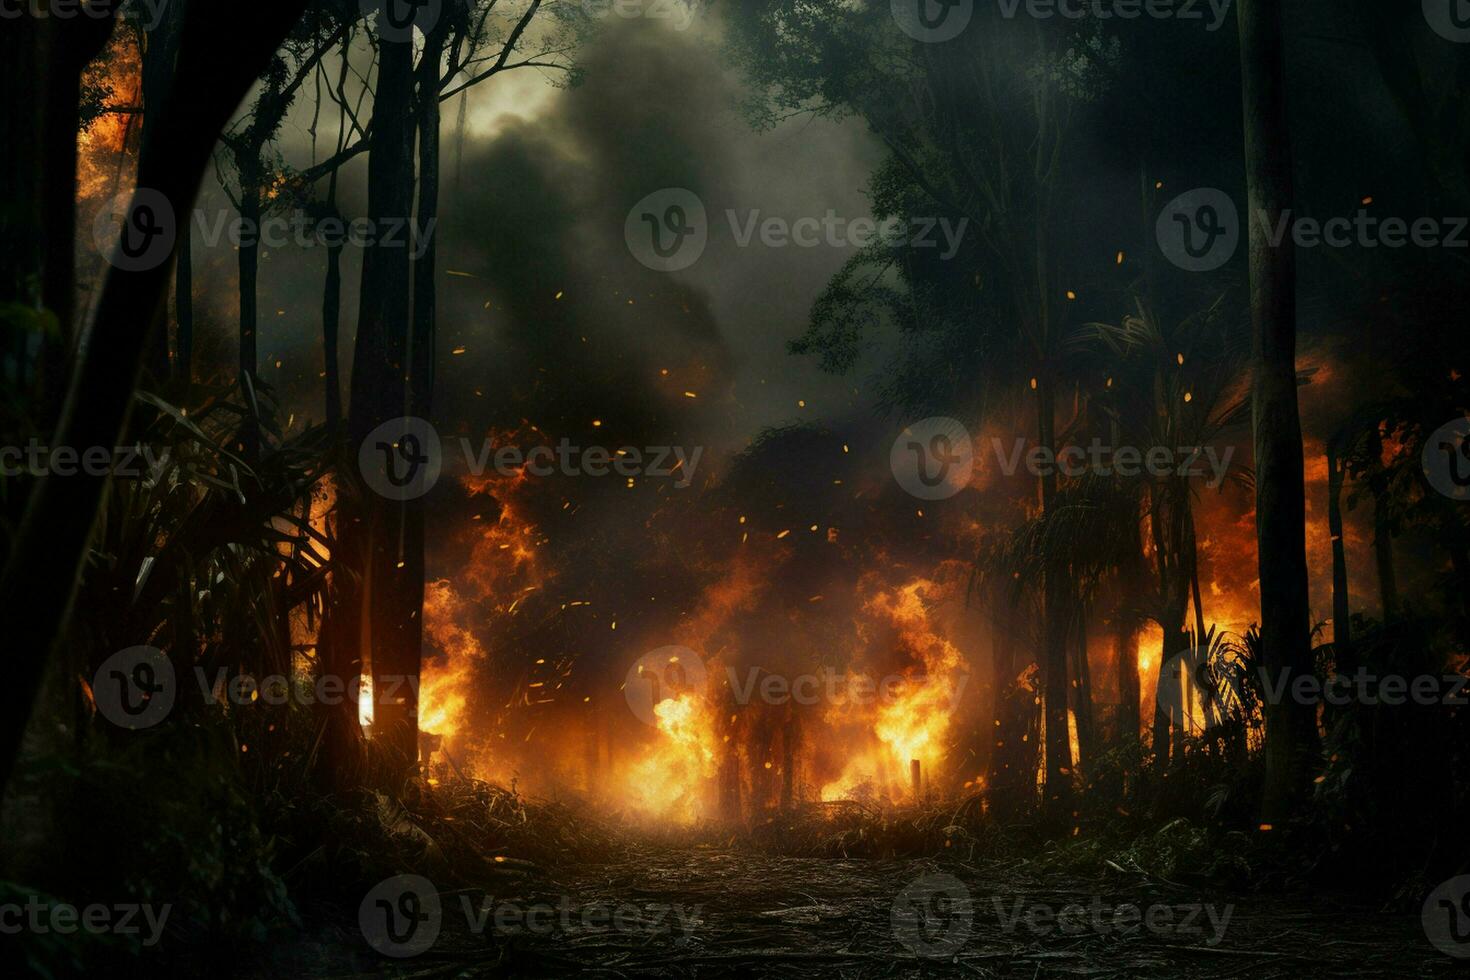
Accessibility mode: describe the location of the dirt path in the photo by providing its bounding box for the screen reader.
[329,842,1455,977]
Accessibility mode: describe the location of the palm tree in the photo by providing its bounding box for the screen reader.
[1085,293,1250,768]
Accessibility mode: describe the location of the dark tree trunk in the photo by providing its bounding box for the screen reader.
[236,158,262,457]
[1327,445,1353,671]
[0,0,310,799]
[1115,614,1140,743]
[1072,600,1096,772]
[412,24,443,421]
[341,31,421,776]
[322,235,344,430]
[1368,427,1398,617]
[176,225,193,384]
[139,5,185,384]
[320,32,352,433]
[2,11,109,422]
[1114,458,1145,747]
[1238,0,1320,824]
[1035,370,1073,811]
[238,176,261,395]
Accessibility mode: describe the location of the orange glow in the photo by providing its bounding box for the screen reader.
[622,693,719,823]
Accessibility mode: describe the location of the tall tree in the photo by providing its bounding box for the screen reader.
[0,0,310,799]
[323,0,580,778]
[1236,0,1319,822]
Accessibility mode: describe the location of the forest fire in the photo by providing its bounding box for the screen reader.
[76,37,140,203]
[14,3,1469,972]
